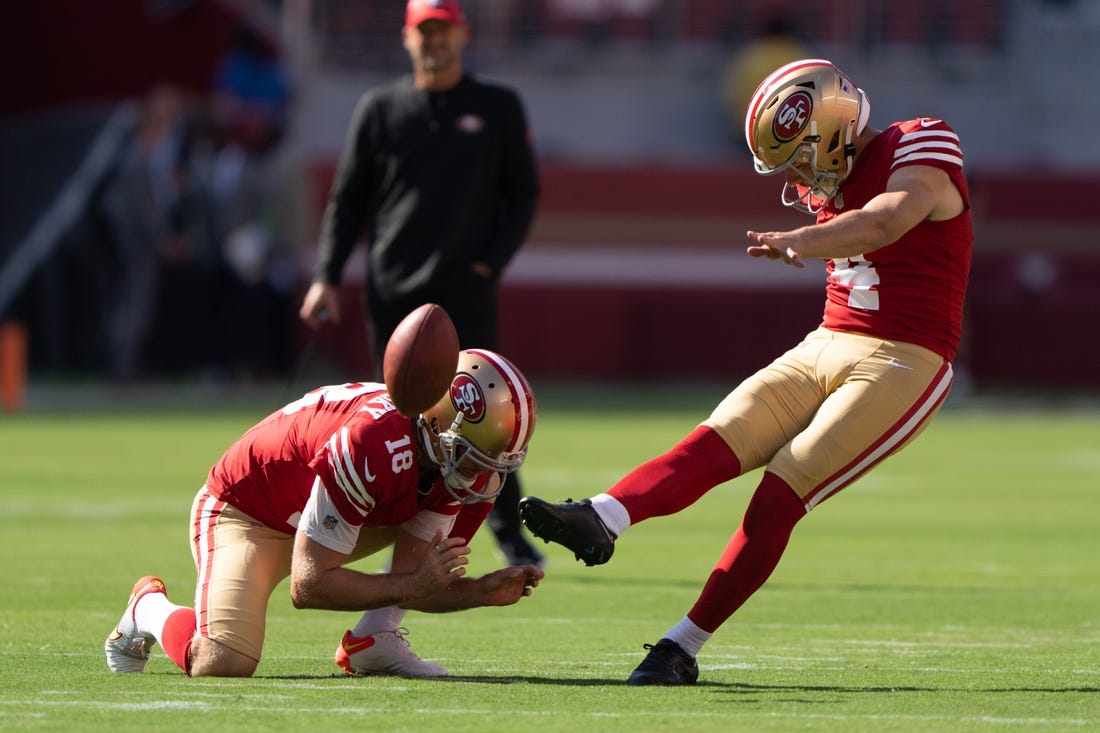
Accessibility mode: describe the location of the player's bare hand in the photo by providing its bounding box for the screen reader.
[299,282,341,328]
[411,531,470,596]
[746,230,805,268]
[476,564,545,606]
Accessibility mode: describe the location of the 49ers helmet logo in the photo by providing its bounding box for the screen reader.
[772,90,812,142]
[449,373,486,423]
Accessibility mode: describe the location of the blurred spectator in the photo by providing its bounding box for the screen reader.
[205,135,309,380]
[211,23,291,155]
[135,98,232,381]
[93,22,303,384]
[89,21,304,384]
[721,15,810,148]
[201,21,303,379]
[97,85,197,381]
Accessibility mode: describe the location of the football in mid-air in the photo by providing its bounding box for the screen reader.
[383,303,460,417]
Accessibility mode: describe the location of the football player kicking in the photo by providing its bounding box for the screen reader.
[520,58,973,685]
[105,349,542,678]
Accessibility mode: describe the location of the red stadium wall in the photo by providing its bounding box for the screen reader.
[306,162,1100,389]
[1,0,242,116]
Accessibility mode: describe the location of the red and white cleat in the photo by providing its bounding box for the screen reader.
[104,575,167,673]
[334,628,448,678]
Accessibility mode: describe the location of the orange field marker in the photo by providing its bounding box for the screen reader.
[1,320,28,412]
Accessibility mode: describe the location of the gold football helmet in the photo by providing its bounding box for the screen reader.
[744,58,870,214]
[418,349,537,503]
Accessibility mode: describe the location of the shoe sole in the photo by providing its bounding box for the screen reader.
[626,671,699,686]
[626,640,699,686]
[343,667,449,678]
[519,499,613,566]
[337,658,449,678]
[335,634,449,678]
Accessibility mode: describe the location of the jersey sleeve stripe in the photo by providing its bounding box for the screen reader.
[892,150,965,169]
[336,427,376,511]
[894,140,962,158]
[899,129,959,144]
[326,428,374,513]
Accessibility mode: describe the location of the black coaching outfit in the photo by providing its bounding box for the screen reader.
[316,73,539,365]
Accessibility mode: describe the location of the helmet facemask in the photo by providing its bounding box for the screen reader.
[757,124,853,215]
[417,412,524,504]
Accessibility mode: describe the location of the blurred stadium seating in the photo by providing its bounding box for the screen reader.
[2,0,1099,390]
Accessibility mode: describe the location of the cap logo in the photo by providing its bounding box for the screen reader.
[773,90,812,142]
[450,373,486,423]
[457,114,484,133]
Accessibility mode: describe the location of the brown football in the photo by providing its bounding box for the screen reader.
[383,303,460,417]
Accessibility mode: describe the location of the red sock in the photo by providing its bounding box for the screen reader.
[160,608,197,674]
[607,426,741,523]
[686,471,807,632]
[450,499,492,545]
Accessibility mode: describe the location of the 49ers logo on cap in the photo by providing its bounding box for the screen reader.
[772,90,812,142]
[450,373,485,423]
[457,114,484,133]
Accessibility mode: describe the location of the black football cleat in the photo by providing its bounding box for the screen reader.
[626,639,700,686]
[518,497,616,566]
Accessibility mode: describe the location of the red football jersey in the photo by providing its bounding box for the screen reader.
[205,383,464,534]
[819,118,973,361]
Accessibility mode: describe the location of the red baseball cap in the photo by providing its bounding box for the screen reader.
[406,0,466,27]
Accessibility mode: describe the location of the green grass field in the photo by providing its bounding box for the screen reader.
[2,382,1098,732]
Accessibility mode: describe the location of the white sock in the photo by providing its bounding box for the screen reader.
[590,493,630,537]
[134,591,185,644]
[351,605,408,637]
[664,616,711,657]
